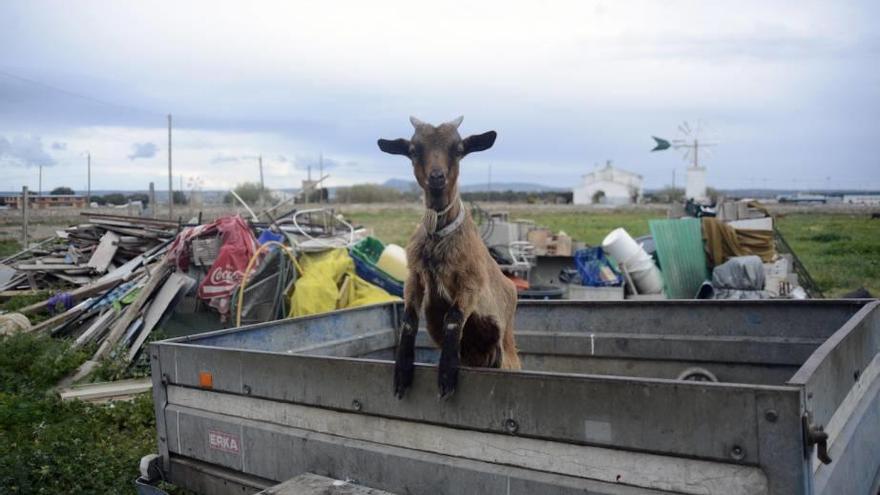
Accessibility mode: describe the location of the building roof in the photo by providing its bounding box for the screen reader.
[582,162,643,182]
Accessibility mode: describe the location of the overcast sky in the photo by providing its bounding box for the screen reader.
[1,0,878,193]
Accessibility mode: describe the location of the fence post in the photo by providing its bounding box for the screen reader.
[21,186,29,248]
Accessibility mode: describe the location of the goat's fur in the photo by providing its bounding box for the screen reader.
[378,116,520,399]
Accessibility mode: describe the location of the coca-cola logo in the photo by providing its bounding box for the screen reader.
[208,266,241,286]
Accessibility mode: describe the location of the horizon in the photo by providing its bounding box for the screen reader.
[2,1,879,193]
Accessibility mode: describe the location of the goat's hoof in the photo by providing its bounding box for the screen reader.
[393,365,414,399]
[438,368,458,400]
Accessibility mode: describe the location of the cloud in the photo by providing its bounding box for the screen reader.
[292,154,346,172]
[51,141,67,150]
[128,141,158,160]
[0,135,57,167]
[210,153,260,164]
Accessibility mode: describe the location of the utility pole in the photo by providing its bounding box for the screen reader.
[672,169,676,190]
[167,114,173,220]
[318,153,323,204]
[488,163,492,202]
[307,165,312,204]
[149,182,156,219]
[259,155,264,197]
[38,165,42,196]
[21,186,29,247]
[86,152,91,208]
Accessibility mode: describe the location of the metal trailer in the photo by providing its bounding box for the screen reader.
[144,300,880,495]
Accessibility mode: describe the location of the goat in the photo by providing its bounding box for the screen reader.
[378,116,521,399]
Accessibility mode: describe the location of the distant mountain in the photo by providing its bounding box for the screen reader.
[382,178,419,193]
[381,178,566,193]
[460,182,568,193]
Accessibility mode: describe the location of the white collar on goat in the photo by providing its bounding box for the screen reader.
[423,197,465,237]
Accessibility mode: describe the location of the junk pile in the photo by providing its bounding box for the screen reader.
[591,199,814,300]
[473,199,816,302]
[0,206,406,402]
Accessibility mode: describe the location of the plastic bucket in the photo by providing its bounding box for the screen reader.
[629,265,664,294]
[602,228,642,265]
[623,256,656,273]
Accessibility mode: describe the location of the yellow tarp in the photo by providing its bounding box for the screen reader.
[289,248,399,317]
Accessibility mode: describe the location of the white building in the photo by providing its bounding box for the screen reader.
[573,161,643,205]
[843,194,880,206]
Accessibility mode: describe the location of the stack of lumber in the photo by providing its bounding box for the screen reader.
[1,212,178,293]
[1,213,194,366]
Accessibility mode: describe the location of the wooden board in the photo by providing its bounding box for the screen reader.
[87,231,120,274]
[59,378,152,403]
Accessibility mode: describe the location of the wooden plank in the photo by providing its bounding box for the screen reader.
[17,265,146,315]
[27,303,88,334]
[49,272,93,285]
[126,272,192,362]
[59,378,152,403]
[15,264,87,272]
[73,309,118,348]
[94,262,170,360]
[168,387,769,495]
[87,231,120,274]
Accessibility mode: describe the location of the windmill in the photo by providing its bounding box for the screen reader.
[187,176,205,207]
[651,120,719,201]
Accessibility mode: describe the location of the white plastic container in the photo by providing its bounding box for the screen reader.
[376,244,409,282]
[602,228,642,265]
[629,265,664,294]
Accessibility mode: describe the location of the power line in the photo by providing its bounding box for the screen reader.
[0,69,162,117]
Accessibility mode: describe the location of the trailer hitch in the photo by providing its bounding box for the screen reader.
[803,413,832,465]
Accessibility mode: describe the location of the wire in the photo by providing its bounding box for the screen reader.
[235,241,303,327]
[290,209,355,249]
[0,69,163,117]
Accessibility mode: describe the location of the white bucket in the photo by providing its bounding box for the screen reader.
[602,228,642,265]
[624,256,656,274]
[629,265,664,294]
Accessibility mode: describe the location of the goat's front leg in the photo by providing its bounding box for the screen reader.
[394,271,424,399]
[438,304,466,399]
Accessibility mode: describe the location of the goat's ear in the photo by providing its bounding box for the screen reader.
[377,138,411,156]
[462,131,497,156]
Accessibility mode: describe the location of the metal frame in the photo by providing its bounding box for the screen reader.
[149,299,879,495]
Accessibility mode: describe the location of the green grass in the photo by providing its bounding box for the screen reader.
[775,213,880,297]
[0,239,21,258]
[0,332,168,494]
[343,207,422,246]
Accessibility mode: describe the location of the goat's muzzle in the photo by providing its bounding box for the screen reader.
[428,171,447,190]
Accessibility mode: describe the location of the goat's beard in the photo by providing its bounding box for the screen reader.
[425,184,455,210]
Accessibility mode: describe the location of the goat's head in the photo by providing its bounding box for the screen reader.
[378,116,496,209]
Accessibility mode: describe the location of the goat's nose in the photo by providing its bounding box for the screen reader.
[428,170,446,187]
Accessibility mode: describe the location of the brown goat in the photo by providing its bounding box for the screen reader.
[378,116,521,399]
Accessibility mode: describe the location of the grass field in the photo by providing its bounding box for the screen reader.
[343,206,879,297]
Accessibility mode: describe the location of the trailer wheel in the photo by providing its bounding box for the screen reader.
[676,367,718,382]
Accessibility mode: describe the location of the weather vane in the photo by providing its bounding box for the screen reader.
[651,121,719,201]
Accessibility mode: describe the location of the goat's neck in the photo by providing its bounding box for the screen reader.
[434,198,461,231]
[423,185,462,235]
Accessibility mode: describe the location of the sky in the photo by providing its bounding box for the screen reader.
[1,0,879,193]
